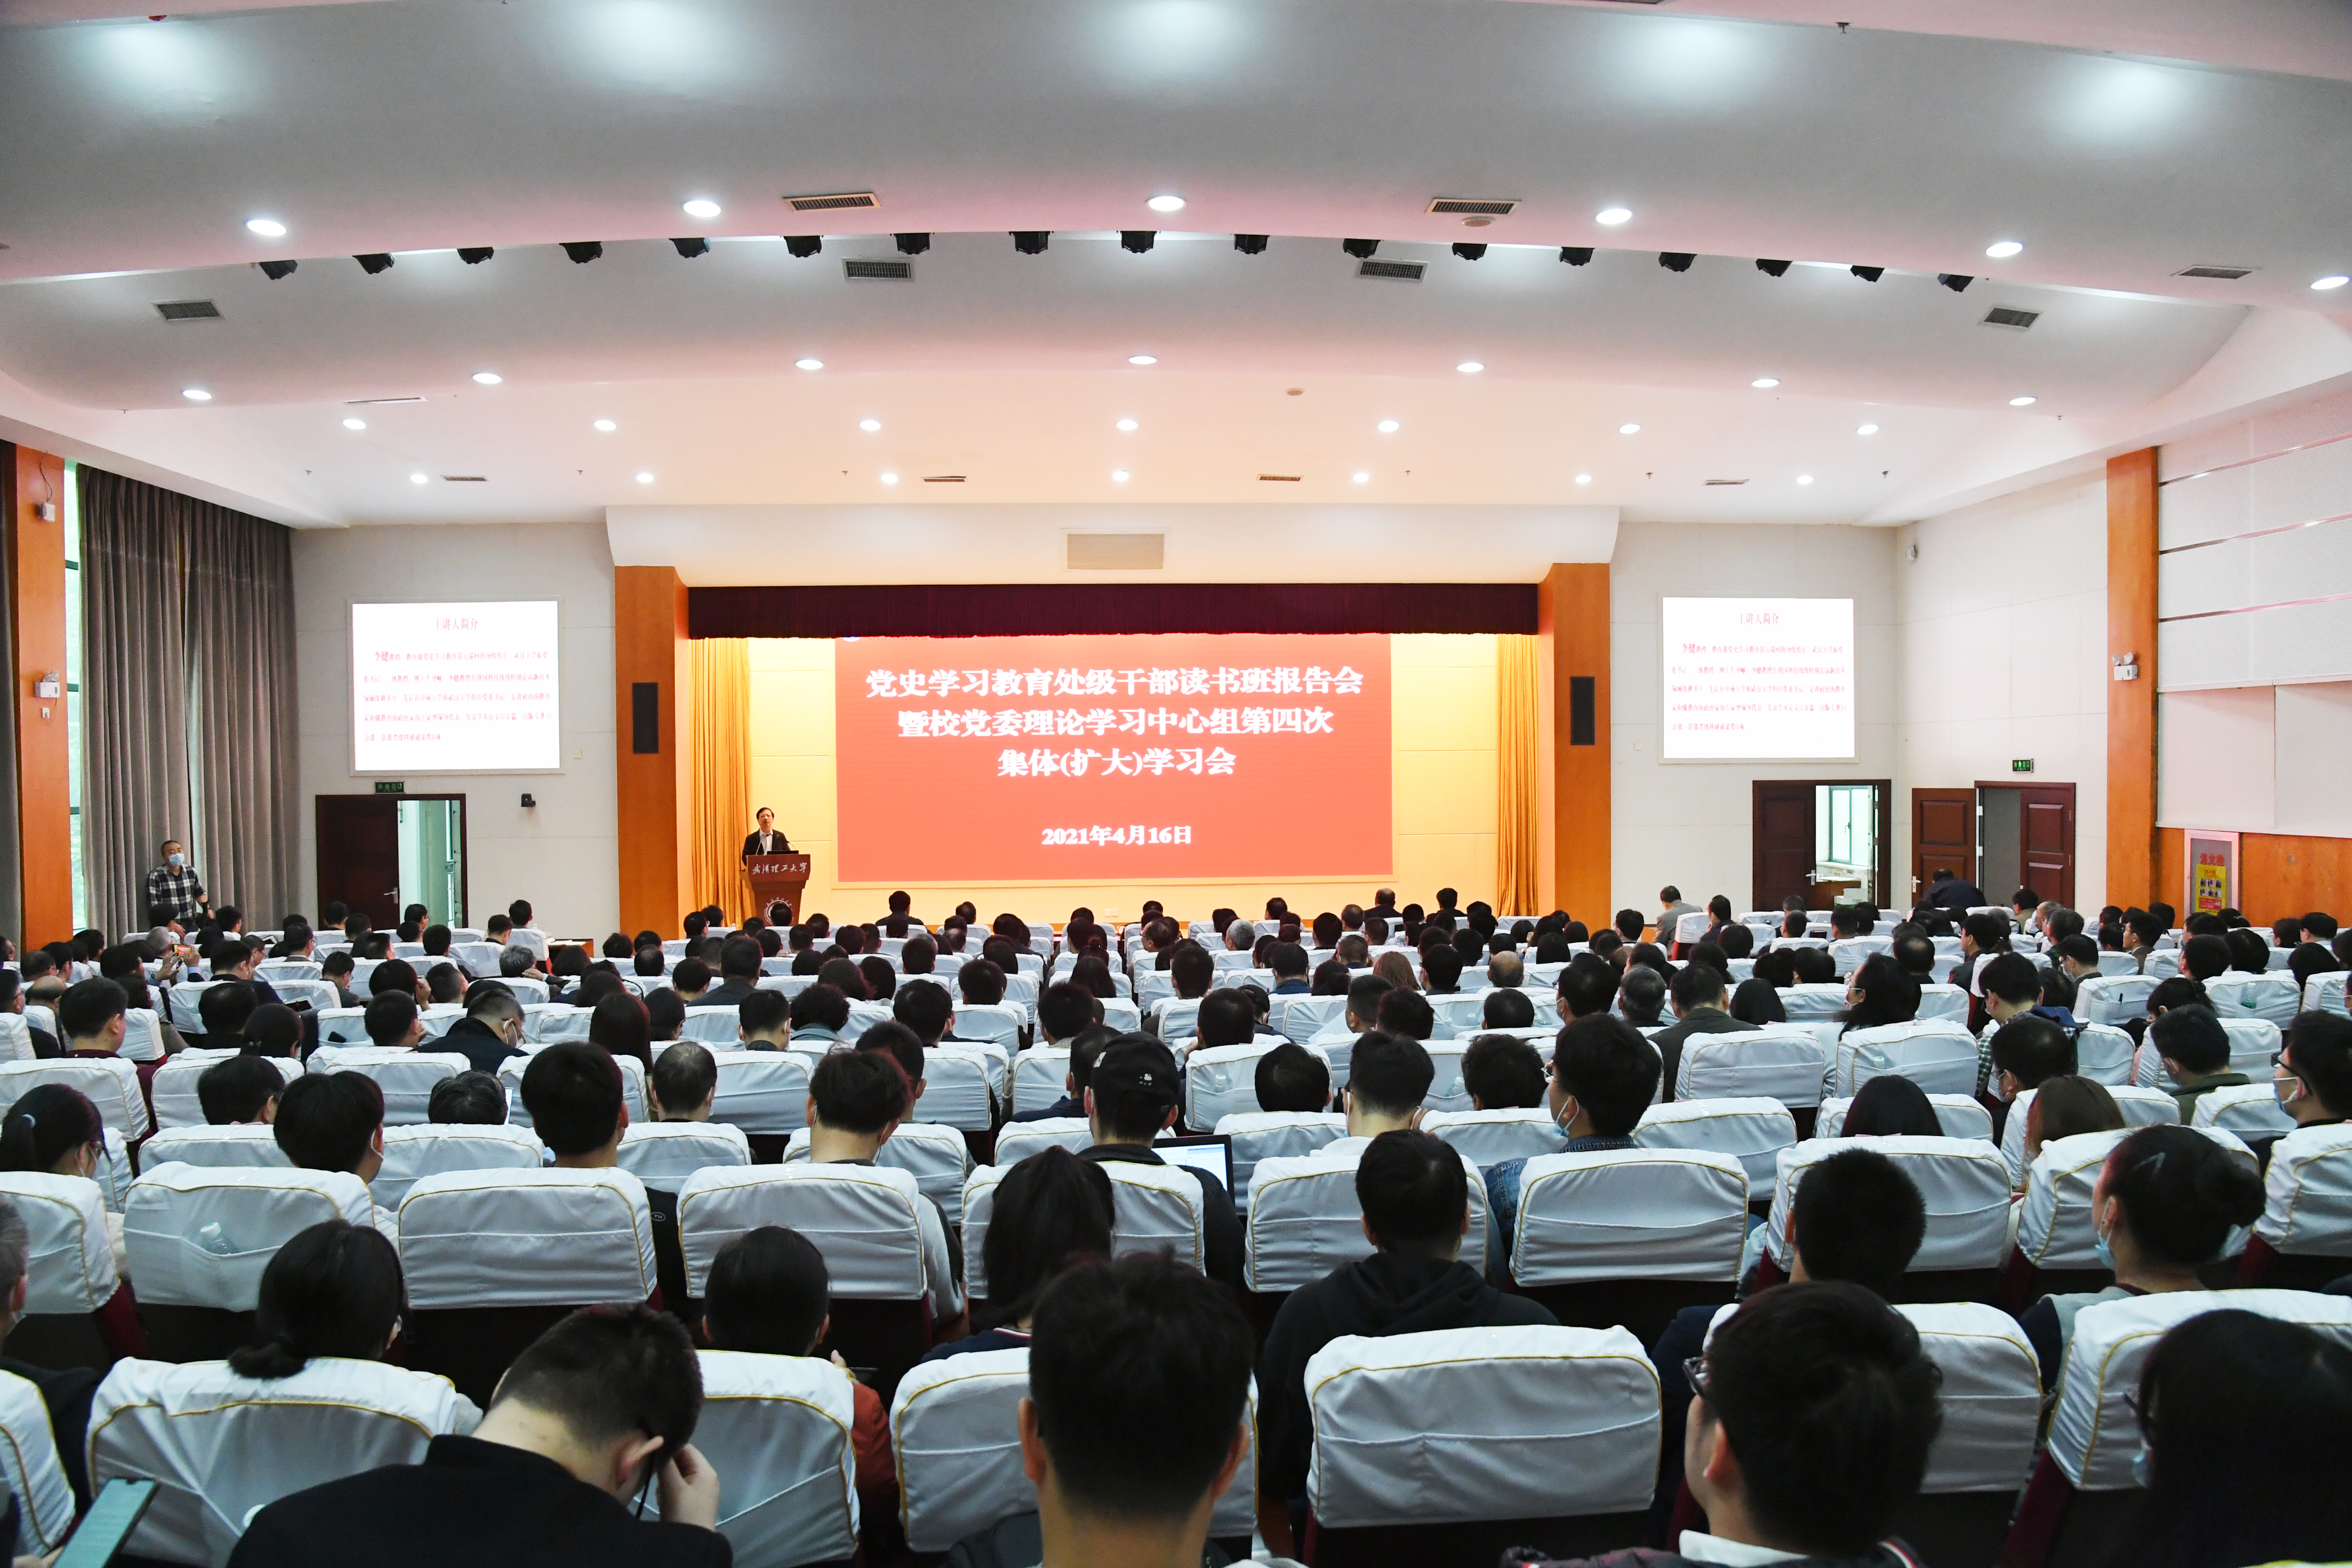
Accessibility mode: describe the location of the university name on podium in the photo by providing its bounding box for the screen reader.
[745,853,810,917]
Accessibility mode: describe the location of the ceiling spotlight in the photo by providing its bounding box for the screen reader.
[1575,473,1593,484]
[1456,360,1484,373]
[457,247,493,265]
[1751,377,1780,389]
[1595,207,1632,225]
[1233,234,1269,255]
[1128,354,1157,366]
[1116,417,1139,431]
[1343,238,1379,260]
[594,418,617,432]
[671,237,710,259]
[341,417,367,430]
[635,472,655,484]
[1756,259,1792,277]
[1857,422,1879,435]
[1377,419,1400,433]
[682,199,722,219]
[1352,471,1370,484]
[1560,246,1594,266]
[181,387,212,402]
[859,418,881,432]
[409,473,427,484]
[880,471,899,485]
[1658,252,1695,273]
[796,358,824,371]
[2009,395,2037,406]
[1012,231,1050,255]
[354,253,394,275]
[1111,469,1130,482]
[2314,274,2351,291]
[244,217,287,238]
[1147,195,1186,213]
[561,241,604,264]
[1120,230,1157,254]
[1619,422,1641,434]
[1937,273,1974,292]
[1985,240,2024,259]
[784,235,822,259]
[1453,242,1487,261]
[257,259,298,280]
[472,371,502,385]
[1797,474,1814,485]
[1851,265,1886,282]
[894,233,930,255]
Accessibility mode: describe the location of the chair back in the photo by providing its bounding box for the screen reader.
[1776,983,1849,1020]
[991,1118,1093,1165]
[679,1164,927,1299]
[2253,1122,2352,1259]
[674,1350,859,1565]
[889,1348,1036,1553]
[615,1121,751,1190]
[786,1122,972,1222]
[2110,1085,2180,1126]
[2073,1023,2137,1086]
[1152,997,1203,1044]
[1512,1150,1748,1285]
[152,1051,304,1132]
[679,1005,740,1045]
[1677,1025,1830,1108]
[1184,1040,1330,1129]
[1246,1147,1488,1291]
[1419,1108,1566,1169]
[1277,996,1347,1044]
[2304,973,2350,1018]
[372,1124,545,1209]
[1765,1137,2010,1273]
[0,1367,73,1554]
[1213,1111,1347,1206]
[0,1057,148,1139]
[1916,984,1970,1022]
[498,1046,648,1127]
[0,1173,115,1310]
[916,1048,995,1132]
[1815,1093,1992,1141]
[2193,1081,2295,1138]
[313,1008,370,1046]
[1305,1325,1658,1527]
[1103,1162,1206,1271]
[2074,975,2154,1027]
[1012,1048,1069,1115]
[1897,1303,2041,1494]
[397,1168,656,1308]
[1830,1021,1981,1098]
[954,1004,1027,1050]
[307,1047,470,1126]
[123,1166,372,1309]
[2202,972,2302,1028]
[698,1046,810,1134]
[137,1125,292,1172]
[1634,1098,1797,1188]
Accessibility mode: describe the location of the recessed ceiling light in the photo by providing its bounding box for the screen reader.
[1377,419,1400,434]
[1574,473,1593,484]
[1115,417,1139,431]
[1352,471,1370,484]
[594,418,617,432]
[1985,240,2024,259]
[1128,354,1157,366]
[795,358,824,371]
[1618,422,1641,435]
[682,198,722,219]
[1146,195,1186,213]
[859,418,881,432]
[1456,360,1484,373]
[341,417,367,430]
[409,472,427,484]
[1751,377,1780,389]
[635,471,654,484]
[244,217,287,238]
[471,371,502,385]
[1111,469,1130,483]
[180,387,212,402]
[2008,395,2037,407]
[880,471,899,485]
[1856,422,1880,435]
[1797,474,1814,485]
[2313,274,2350,291]
[1595,207,1632,226]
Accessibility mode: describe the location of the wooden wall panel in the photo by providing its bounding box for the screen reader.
[613,565,691,937]
[2106,448,2159,908]
[1535,563,1610,924]
[2156,825,2352,926]
[2158,827,2184,919]
[5,447,71,945]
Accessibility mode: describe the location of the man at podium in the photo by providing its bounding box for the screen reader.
[741,805,792,861]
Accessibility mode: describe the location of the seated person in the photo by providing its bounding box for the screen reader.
[2151,1004,2247,1121]
[787,982,851,1048]
[274,1073,391,1231]
[439,984,525,1075]
[1267,943,1311,995]
[1035,983,1099,1050]
[1649,963,1758,1103]
[1013,1024,1116,1124]
[364,990,426,1052]
[1618,965,1668,1028]
[1483,1014,1657,1245]
[231,1304,724,1567]
[892,981,966,1048]
[1331,1032,1432,1153]
[0,1194,103,1504]
[1421,945,1465,995]
[803,1049,961,1323]
[1481,988,1535,1030]
[1460,1033,1545,1110]
[957,959,1008,1009]
[698,938,763,1007]
[1557,954,1615,1020]
[2256,1010,2352,1170]
[244,1002,303,1058]
[652,1042,717,1122]
[2016,1073,2122,1179]
[855,1022,929,1113]
[1374,988,1434,1042]
[1079,1039,1243,1288]
[427,1071,509,1125]
[368,958,424,1005]
[1486,951,1525,991]
[521,1043,629,1170]
[228,1218,404,1379]
[425,963,468,1005]
[199,1053,283,1124]
[1257,1130,1557,1556]
[1312,974,1392,1045]
[1253,1042,1331,1115]
[925,1147,1113,1362]
[0,1084,125,1271]
[645,988,685,1044]
[0,971,60,1058]
[1988,1013,2078,1170]
[198,978,261,1047]
[1193,990,1255,1053]
[59,977,129,1057]
[858,955,898,1003]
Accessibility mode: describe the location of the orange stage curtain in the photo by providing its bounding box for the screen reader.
[1496,633,1540,916]
[688,637,751,920]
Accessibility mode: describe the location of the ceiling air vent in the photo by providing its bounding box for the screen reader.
[154,300,220,322]
[1982,306,2039,329]
[844,258,913,280]
[2174,265,2255,280]
[441,475,488,483]
[786,191,879,212]
[1258,474,1302,483]
[1067,533,1164,570]
[1427,198,1518,217]
[1704,479,1748,487]
[1357,259,1425,282]
[921,475,965,483]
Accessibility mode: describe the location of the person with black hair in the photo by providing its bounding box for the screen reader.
[1461,1034,1545,1109]
[1727,977,1786,1027]
[926,1147,1113,1363]
[1481,987,1535,1029]
[1839,952,1922,1037]
[696,937,764,1008]
[441,985,527,1076]
[1329,1031,1433,1151]
[243,1001,304,1059]
[1193,988,1255,1052]
[57,976,128,1056]
[1309,973,1392,1046]
[1374,988,1434,1042]
[1078,1037,1243,1288]
[1252,1041,1332,1113]
[1035,982,1099,1047]
[1267,942,1311,995]
[854,1020,928,1108]
[230,1303,724,1568]
[0,1084,122,1272]
[2149,1004,2247,1121]
[1482,1014,1659,1248]
[199,1054,284,1124]
[428,1071,509,1125]
[651,1043,717,1122]
[1166,944,1213,1005]
[0,970,60,1059]
[1556,953,1616,1021]
[1257,1130,1556,1552]
[274,1073,386,1181]
[197,977,261,1046]
[1418,944,1463,995]
[589,994,653,1071]
[364,989,426,1051]
[734,988,789,1049]
[787,981,852,1046]
[2255,1009,2352,1171]
[890,978,961,1045]
[1841,1074,1945,1137]
[227,1218,406,1380]
[804,1048,960,1320]
[1986,1012,2079,1169]
[2017,1122,2265,1390]
[1010,1024,1117,1124]
[1647,962,1757,1102]
[521,1043,628,1168]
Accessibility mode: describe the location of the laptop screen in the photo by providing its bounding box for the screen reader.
[1152,1133,1233,1192]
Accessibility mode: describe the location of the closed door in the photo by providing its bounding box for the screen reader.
[1753,782,1815,912]
[315,796,400,927]
[1911,789,1976,906]
[2020,787,2077,910]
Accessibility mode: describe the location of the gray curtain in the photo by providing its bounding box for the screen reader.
[185,504,300,926]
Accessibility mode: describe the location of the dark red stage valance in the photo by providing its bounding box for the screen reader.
[687,583,1538,639]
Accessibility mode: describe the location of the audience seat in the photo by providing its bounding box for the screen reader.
[150,1051,304,1132]
[2127,1018,2282,1090]
[615,1121,751,1189]
[371,1124,545,1209]
[1675,1026,1830,1109]
[0,1171,139,1372]
[307,1046,469,1125]
[1245,1146,1489,1294]
[1915,983,1970,1023]
[2202,971,2301,1027]
[1010,1048,1070,1115]
[1097,996,1141,1032]
[2108,1085,2180,1127]
[1814,1093,1992,1142]
[1419,1108,1565,1169]
[1999,1125,2249,1310]
[1277,996,1348,1044]
[0,1367,73,1556]
[680,1005,742,1045]
[451,942,505,974]
[662,1349,859,1566]
[1826,1020,1980,1098]
[2303,973,2349,1018]
[0,1057,148,1141]
[785,1122,971,1222]
[500,1046,648,1128]
[1300,1325,1656,1567]
[87,1355,480,1568]
[313,1008,371,1046]
[1509,1150,1748,1343]
[991,1118,1093,1165]
[1885,1302,2042,1568]
[2065,1022,2136,1086]
[124,1165,374,1362]
[951,1003,1027,1051]
[0,1015,36,1066]
[914,1047,996,1133]
[137,1124,291,1172]
[694,1046,812,1142]
[2004,1289,2352,1568]
[1419,1041,1476,1113]
[524,1006,591,1043]
[2072,975,2155,1028]
[1828,936,1895,975]
[1763,1137,2009,1303]
[2237,1122,2352,1290]
[397,1168,657,1407]
[1186,1040,1331,1129]
[1633,1098,1797,1190]
[1151,997,1204,1044]
[1214,1111,1349,1207]
[1775,984,1848,1028]
[960,1160,1205,1309]
[2191,1081,2295,1139]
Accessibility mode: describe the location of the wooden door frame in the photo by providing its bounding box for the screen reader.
[313,792,471,926]
[1974,779,2075,908]
[1752,779,1893,908]
[1908,787,1977,909]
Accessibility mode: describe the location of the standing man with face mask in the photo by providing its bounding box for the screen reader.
[144,838,209,926]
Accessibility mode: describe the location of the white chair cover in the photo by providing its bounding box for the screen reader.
[1634,1098,1797,1188]
[1213,1111,1348,1206]
[499,1047,648,1127]
[1814,1093,1992,1142]
[0,1057,148,1139]
[1776,983,1849,1021]
[1512,1150,1748,1285]
[1152,997,1203,1044]
[2202,972,2302,1028]
[1277,996,1347,1044]
[889,1348,1036,1553]
[0,1173,115,1311]
[1916,983,1970,1023]
[1419,1108,1565,1169]
[678,1164,927,1298]
[991,1118,1094,1165]
[306,1048,470,1126]
[525,1005,590,1043]
[150,1050,305,1132]
[371,1124,546,1209]
[681,1005,741,1045]
[1098,997,1142,1032]
[1420,1041,1476,1112]
[1097,1161,1208,1271]
[87,1356,481,1566]
[1245,1146,1489,1290]
[2074,975,2155,1027]
[916,1048,995,1132]
[2047,1289,2352,1488]
[786,1122,971,1222]
[312,1008,370,1046]
[2073,1023,2137,1086]
[2193,1081,2295,1138]
[1304,1325,1659,1527]
[2109,1085,2180,1126]
[0,1014,32,1066]
[954,1005,1027,1050]
[396,1168,655,1308]
[1897,1303,2041,1493]
[2141,951,2181,982]
[694,1047,810,1134]
[670,1350,859,1565]
[124,1166,373,1311]
[1675,1024,1831,1108]
[1829,937,1895,975]
[1763,1137,2010,1273]
[1012,1048,1070,1115]
[616,1122,751,1190]
[417,1005,465,1041]
[2304,973,2350,1018]
[138,1125,293,1172]
[2252,1122,2352,1258]
[1184,1040,1331,1128]
[1828,1021,1981,1098]
[0,1369,73,1554]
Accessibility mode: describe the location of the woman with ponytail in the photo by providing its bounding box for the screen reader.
[2019,1122,2265,1389]
[0,1084,121,1272]
[226,1220,405,1381]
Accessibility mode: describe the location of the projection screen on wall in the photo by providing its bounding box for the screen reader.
[1660,596,1855,760]
[350,600,562,773]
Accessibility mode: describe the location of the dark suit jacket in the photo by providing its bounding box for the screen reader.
[741,831,794,859]
[697,979,758,1008]
[439,1015,524,1077]
[1647,1009,1759,1102]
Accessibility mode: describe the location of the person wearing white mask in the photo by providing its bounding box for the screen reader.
[2249,1011,2352,1173]
[1479,1014,1659,1255]
[143,838,210,925]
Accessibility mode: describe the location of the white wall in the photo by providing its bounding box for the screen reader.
[1610,522,1901,917]
[1894,471,2109,911]
[292,522,619,934]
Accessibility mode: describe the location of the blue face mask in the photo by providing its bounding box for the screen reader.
[2132,1445,2152,1487]
[2093,1223,2116,1271]
[167,853,185,868]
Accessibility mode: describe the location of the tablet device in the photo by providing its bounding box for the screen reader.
[1152,1133,1234,1192]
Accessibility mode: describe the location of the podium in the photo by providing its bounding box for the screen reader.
[744,853,810,924]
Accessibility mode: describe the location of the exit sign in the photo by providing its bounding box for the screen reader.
[2011,759,2035,773]
[374,780,406,794]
